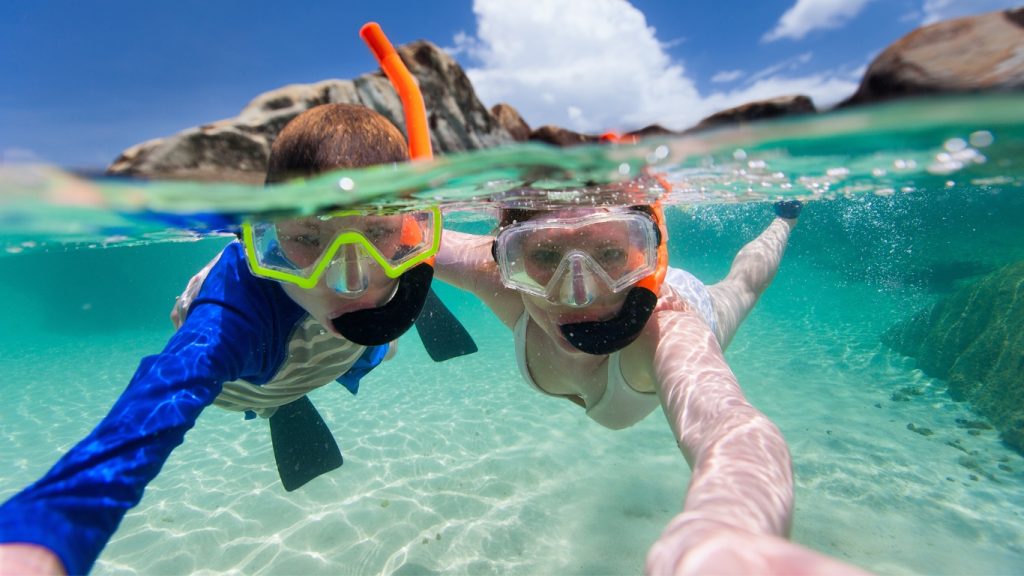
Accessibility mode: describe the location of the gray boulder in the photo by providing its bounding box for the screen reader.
[107,41,513,183]
[841,7,1024,107]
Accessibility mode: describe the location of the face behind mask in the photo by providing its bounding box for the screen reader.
[494,205,668,355]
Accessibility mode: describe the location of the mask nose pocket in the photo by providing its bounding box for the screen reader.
[553,252,600,308]
[326,244,372,296]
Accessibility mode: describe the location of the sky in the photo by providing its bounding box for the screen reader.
[1,0,1020,169]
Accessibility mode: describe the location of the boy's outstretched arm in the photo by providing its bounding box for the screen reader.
[0,245,275,575]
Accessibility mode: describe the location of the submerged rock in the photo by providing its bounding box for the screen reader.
[840,7,1024,107]
[107,41,513,182]
[882,261,1024,455]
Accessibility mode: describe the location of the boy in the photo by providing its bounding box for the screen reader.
[0,103,440,575]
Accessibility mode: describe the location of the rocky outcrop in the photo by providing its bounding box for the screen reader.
[840,7,1024,107]
[107,41,514,183]
[625,124,675,139]
[882,262,1024,455]
[524,95,818,145]
[688,95,816,133]
[106,9,1024,174]
[491,103,531,141]
[528,125,602,147]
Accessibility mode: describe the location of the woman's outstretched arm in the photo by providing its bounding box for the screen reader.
[435,229,524,329]
[643,303,870,575]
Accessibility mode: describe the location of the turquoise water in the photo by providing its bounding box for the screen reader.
[1,96,1023,574]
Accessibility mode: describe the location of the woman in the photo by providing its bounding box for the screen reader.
[436,191,869,575]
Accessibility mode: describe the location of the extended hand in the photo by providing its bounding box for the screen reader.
[0,543,66,576]
[774,199,803,220]
[646,516,872,576]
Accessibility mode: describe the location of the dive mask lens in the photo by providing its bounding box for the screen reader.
[242,207,441,288]
[494,211,659,302]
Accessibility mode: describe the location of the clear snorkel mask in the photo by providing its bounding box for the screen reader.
[494,199,669,356]
[493,210,660,308]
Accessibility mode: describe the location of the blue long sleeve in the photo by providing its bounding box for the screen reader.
[0,243,300,574]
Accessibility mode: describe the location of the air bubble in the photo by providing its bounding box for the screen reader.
[943,138,967,153]
[968,130,993,148]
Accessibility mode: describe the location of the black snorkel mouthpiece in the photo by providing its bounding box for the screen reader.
[331,263,434,346]
[559,287,658,355]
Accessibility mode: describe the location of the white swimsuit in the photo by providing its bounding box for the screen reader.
[514,267,718,430]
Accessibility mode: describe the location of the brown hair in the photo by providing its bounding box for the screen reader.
[265,103,410,184]
[497,204,657,230]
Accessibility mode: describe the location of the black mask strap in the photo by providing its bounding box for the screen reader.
[331,263,433,346]
[559,287,657,355]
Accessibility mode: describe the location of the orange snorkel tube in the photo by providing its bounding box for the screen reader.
[359,21,435,269]
[333,23,438,347]
[360,22,433,162]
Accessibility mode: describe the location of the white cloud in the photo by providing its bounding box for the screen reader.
[455,0,862,132]
[763,0,874,42]
[711,70,745,84]
[704,72,860,114]
[455,0,707,132]
[748,52,815,83]
[919,0,1022,24]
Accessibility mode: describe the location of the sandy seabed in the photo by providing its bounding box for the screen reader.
[1,254,1021,576]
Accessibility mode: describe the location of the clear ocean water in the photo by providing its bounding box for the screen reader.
[1,95,1022,575]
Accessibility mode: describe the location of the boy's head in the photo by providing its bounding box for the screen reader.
[266,103,409,183]
[246,103,438,346]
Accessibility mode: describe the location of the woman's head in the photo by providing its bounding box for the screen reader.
[247,104,436,345]
[493,202,667,355]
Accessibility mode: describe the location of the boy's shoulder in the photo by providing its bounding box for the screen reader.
[171,241,300,329]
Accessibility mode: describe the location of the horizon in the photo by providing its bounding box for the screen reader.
[1,0,1019,169]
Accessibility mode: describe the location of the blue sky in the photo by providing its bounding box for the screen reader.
[1,0,1019,169]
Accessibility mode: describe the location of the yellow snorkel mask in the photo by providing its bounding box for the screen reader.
[242,207,441,292]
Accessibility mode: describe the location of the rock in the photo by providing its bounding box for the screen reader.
[907,423,934,436]
[882,261,1024,455]
[840,7,1024,107]
[626,124,676,139]
[107,127,272,185]
[396,40,511,152]
[529,125,602,147]
[491,103,531,141]
[687,95,816,132]
[107,41,513,182]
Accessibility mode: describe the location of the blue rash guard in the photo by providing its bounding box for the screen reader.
[0,242,386,574]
